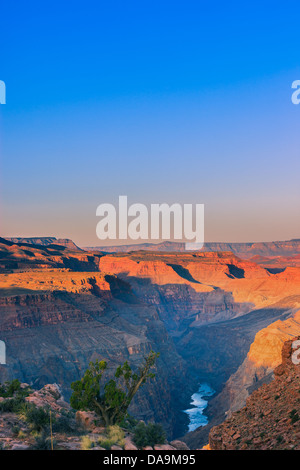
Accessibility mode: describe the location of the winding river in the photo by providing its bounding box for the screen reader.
[184,383,215,432]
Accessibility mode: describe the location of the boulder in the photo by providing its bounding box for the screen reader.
[124,437,138,450]
[10,444,30,450]
[170,440,190,450]
[75,410,98,431]
[154,444,176,450]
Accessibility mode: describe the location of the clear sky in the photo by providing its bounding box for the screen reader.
[0,1,299,246]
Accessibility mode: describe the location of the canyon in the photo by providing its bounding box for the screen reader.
[0,236,300,447]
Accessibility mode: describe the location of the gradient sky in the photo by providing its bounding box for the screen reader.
[0,1,299,246]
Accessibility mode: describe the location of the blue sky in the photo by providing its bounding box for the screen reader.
[0,1,299,245]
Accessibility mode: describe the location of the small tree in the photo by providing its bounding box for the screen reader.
[70,351,159,426]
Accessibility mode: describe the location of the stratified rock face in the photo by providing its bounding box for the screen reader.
[98,251,300,311]
[208,309,300,420]
[98,252,300,393]
[0,237,101,273]
[209,337,300,450]
[181,306,300,449]
[0,271,189,437]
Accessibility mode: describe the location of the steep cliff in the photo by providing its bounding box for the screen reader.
[209,337,300,450]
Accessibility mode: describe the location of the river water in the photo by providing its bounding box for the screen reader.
[184,383,215,432]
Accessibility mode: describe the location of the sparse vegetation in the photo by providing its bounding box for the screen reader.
[70,351,159,426]
[31,432,55,450]
[120,414,139,431]
[0,379,31,399]
[133,421,166,448]
[0,397,25,413]
[52,410,77,434]
[19,403,51,432]
[98,425,125,448]
[81,435,93,450]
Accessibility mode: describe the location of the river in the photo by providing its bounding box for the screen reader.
[184,383,215,432]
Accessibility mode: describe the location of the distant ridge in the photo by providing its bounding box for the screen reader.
[85,239,300,258]
[5,237,82,251]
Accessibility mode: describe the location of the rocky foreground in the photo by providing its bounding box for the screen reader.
[1,336,299,450]
[0,383,189,451]
[209,337,300,450]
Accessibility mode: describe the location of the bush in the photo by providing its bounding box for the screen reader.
[12,425,20,436]
[0,380,31,399]
[98,425,125,449]
[52,412,77,434]
[81,435,93,450]
[31,432,55,450]
[133,422,166,448]
[98,438,114,449]
[19,403,51,432]
[0,396,25,413]
[107,425,125,444]
[120,414,139,431]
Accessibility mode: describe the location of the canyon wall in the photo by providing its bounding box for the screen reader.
[209,337,300,450]
[1,238,300,444]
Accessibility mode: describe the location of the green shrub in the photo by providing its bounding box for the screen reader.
[12,425,20,436]
[0,396,25,413]
[0,380,31,399]
[107,425,125,444]
[31,432,55,450]
[120,414,139,431]
[52,413,76,434]
[133,422,166,448]
[19,403,51,432]
[97,425,125,449]
[98,438,114,449]
[81,435,93,450]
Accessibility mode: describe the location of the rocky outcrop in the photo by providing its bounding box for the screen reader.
[209,337,300,450]
[208,309,300,421]
[5,237,82,251]
[181,302,300,449]
[0,237,100,273]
